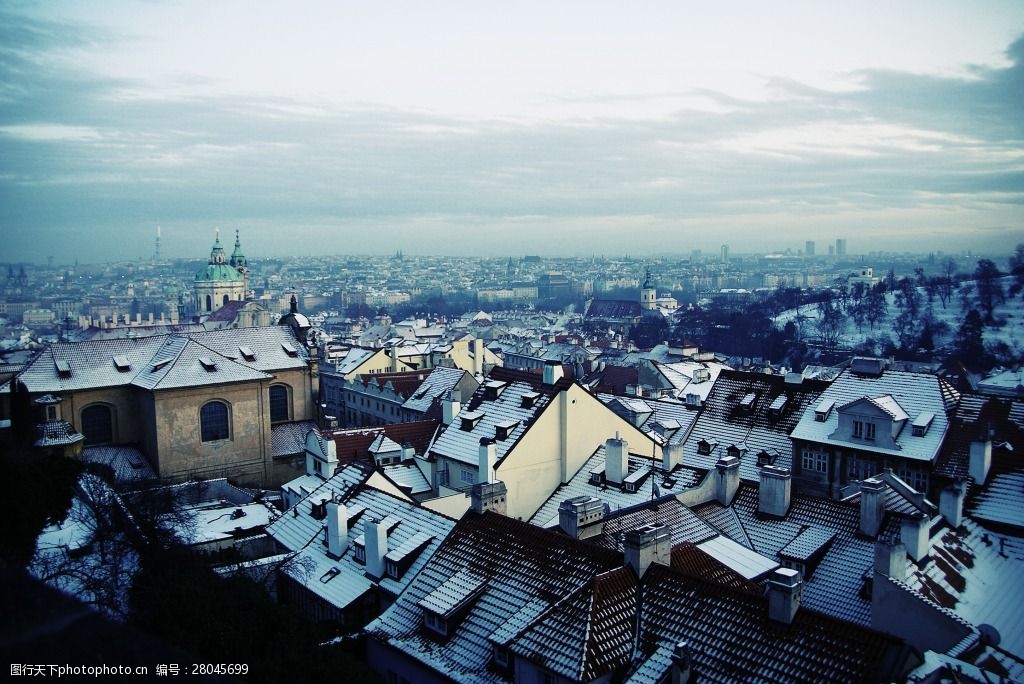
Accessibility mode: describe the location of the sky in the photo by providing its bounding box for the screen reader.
[1,1,1023,263]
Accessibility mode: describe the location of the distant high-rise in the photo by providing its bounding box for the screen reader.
[154,225,162,262]
[721,244,729,264]
[805,240,815,256]
[836,238,847,257]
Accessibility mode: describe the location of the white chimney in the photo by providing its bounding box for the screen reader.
[478,437,497,483]
[969,440,992,485]
[766,568,803,624]
[859,478,886,537]
[364,518,388,579]
[558,496,605,539]
[400,442,415,461]
[940,481,966,528]
[624,524,671,577]
[326,502,348,557]
[715,456,740,505]
[390,345,401,372]
[874,536,906,581]
[758,465,791,518]
[442,390,461,426]
[661,442,682,472]
[605,434,629,485]
[543,360,564,386]
[901,513,930,562]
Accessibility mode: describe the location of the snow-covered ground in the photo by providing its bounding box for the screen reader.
[773,277,1024,355]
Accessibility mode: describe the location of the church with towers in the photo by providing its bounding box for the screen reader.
[193,229,249,315]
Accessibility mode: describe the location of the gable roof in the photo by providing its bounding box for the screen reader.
[16,326,308,393]
[330,420,441,464]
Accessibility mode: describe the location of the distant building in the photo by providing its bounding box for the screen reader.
[193,230,248,316]
[805,240,815,256]
[721,244,730,263]
[836,238,847,257]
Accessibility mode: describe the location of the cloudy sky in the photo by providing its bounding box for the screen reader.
[2,1,1023,263]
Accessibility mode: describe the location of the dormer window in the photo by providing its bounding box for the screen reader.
[55,360,72,378]
[459,411,484,431]
[768,395,787,418]
[814,399,834,422]
[282,342,298,357]
[354,542,366,564]
[853,420,863,438]
[199,356,217,372]
[493,645,510,669]
[484,380,508,400]
[112,355,131,372]
[865,422,876,440]
[697,439,713,455]
[495,419,519,441]
[739,392,756,412]
[912,412,934,437]
[423,610,448,637]
[521,392,540,409]
[386,559,400,579]
[238,345,256,362]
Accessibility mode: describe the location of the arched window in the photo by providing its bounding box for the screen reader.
[205,295,212,312]
[269,384,290,423]
[81,404,114,445]
[223,294,230,306]
[200,401,230,442]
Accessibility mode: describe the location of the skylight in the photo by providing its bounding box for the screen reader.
[199,357,217,371]
[112,355,131,372]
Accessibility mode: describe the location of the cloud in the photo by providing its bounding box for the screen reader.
[0,7,1022,262]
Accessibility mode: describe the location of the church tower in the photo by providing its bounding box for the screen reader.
[640,270,657,311]
[229,229,249,296]
[193,229,246,315]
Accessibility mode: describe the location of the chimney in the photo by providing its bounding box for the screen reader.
[558,496,605,540]
[624,523,671,577]
[661,442,682,472]
[715,456,740,505]
[478,437,497,483]
[326,502,348,558]
[901,513,930,562]
[364,518,387,579]
[605,433,629,485]
[543,359,564,386]
[442,390,461,426]
[766,568,803,624]
[859,478,886,537]
[400,442,415,462]
[969,439,992,485]
[390,345,400,372]
[670,642,692,684]
[758,465,791,518]
[939,481,966,528]
[471,338,483,374]
[874,536,906,581]
[471,480,508,515]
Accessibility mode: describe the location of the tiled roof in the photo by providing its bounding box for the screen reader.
[365,513,622,684]
[270,420,316,458]
[598,393,700,446]
[267,464,456,612]
[681,370,830,482]
[401,367,469,414]
[35,420,85,446]
[969,471,1024,529]
[791,367,956,463]
[582,497,719,551]
[82,445,156,483]
[381,462,432,496]
[17,326,308,393]
[632,563,904,684]
[529,447,709,530]
[585,299,643,320]
[330,420,441,464]
[652,359,730,402]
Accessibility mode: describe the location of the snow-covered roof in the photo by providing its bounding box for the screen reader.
[401,366,468,414]
[791,368,956,462]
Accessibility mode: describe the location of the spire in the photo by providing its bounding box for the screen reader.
[290,294,298,313]
[209,229,226,264]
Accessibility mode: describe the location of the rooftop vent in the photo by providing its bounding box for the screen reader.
[739,392,756,412]
[494,419,519,441]
[281,341,298,357]
[112,355,131,372]
[239,345,256,362]
[55,360,71,378]
[460,410,484,432]
[768,395,788,418]
[521,391,540,409]
[692,367,711,384]
[484,380,508,400]
[198,356,217,371]
[151,358,171,372]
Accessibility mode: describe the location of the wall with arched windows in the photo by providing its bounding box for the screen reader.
[80,402,116,445]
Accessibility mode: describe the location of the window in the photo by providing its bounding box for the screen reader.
[438,469,450,487]
[205,294,212,312]
[423,610,447,637]
[223,294,230,306]
[865,422,876,441]
[81,404,114,445]
[801,448,828,474]
[460,468,476,484]
[853,420,863,438]
[354,544,366,563]
[269,384,290,423]
[200,401,230,442]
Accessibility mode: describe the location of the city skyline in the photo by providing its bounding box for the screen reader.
[2,1,1023,262]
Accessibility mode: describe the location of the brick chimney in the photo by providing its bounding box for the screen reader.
[558,496,605,540]
[471,480,508,516]
[326,502,348,558]
[758,465,791,518]
[766,568,803,624]
[715,456,740,505]
[859,478,886,537]
[624,524,671,577]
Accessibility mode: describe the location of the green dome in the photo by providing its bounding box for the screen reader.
[195,263,244,282]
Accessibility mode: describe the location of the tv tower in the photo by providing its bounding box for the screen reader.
[154,225,162,262]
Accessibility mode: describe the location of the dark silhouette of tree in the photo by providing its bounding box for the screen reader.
[974,259,1004,322]
[954,309,985,365]
[815,298,846,348]
[629,314,669,349]
[1009,243,1024,298]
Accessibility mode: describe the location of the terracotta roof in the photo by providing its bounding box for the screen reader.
[329,420,440,464]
